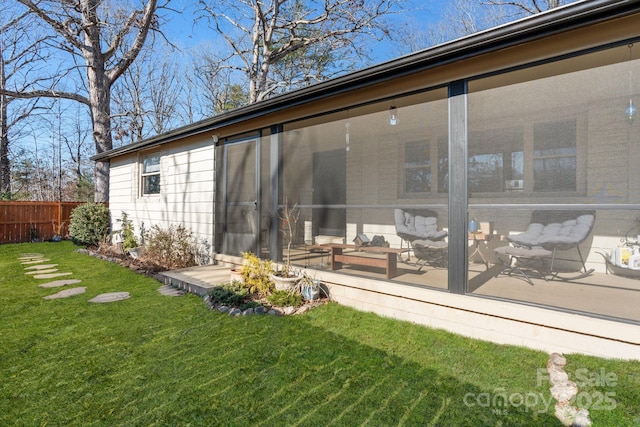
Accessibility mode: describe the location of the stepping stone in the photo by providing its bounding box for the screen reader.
[158,285,185,297]
[24,264,58,270]
[25,269,59,275]
[44,287,87,300]
[39,279,82,288]
[88,292,130,303]
[19,253,45,260]
[33,272,73,279]
[22,259,51,265]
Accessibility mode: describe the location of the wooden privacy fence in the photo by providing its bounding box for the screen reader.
[0,202,86,244]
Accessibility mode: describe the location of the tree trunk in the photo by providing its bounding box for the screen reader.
[83,0,113,203]
[0,42,9,196]
[88,77,113,202]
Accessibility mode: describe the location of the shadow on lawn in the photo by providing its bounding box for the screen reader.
[163,312,560,426]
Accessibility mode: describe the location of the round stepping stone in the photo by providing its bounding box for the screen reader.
[88,292,130,303]
[22,259,51,265]
[25,269,59,275]
[33,272,72,279]
[44,287,87,300]
[24,264,59,270]
[39,279,82,288]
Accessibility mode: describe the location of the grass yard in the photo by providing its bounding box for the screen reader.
[1,241,639,426]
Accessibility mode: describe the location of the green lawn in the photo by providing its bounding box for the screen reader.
[1,241,639,426]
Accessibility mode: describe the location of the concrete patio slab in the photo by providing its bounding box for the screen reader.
[33,272,73,279]
[39,279,82,288]
[24,264,59,270]
[88,292,130,303]
[44,287,87,300]
[156,264,230,296]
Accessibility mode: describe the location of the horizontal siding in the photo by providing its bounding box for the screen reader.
[108,139,215,248]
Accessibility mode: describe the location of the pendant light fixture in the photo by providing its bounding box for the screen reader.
[345,122,351,152]
[626,43,637,125]
[388,105,399,126]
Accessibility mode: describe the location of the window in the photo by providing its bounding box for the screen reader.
[404,140,431,193]
[533,120,576,192]
[141,152,160,195]
[468,127,523,193]
[403,138,448,195]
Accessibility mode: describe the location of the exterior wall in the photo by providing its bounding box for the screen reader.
[109,135,215,259]
[322,271,640,360]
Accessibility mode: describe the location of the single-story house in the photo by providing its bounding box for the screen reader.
[92,0,640,359]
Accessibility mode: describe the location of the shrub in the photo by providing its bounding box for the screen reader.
[141,224,196,270]
[69,202,111,246]
[240,252,274,295]
[209,281,250,306]
[116,211,138,251]
[267,290,302,307]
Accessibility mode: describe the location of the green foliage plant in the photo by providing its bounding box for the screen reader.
[266,289,302,307]
[116,211,138,251]
[141,224,196,270]
[68,202,111,245]
[208,281,250,306]
[240,252,274,295]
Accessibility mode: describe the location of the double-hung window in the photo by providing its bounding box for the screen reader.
[141,152,161,195]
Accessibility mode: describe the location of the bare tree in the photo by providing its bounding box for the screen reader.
[1,0,167,202]
[0,6,48,199]
[483,0,565,16]
[198,0,401,104]
[191,47,250,116]
[112,45,185,145]
[393,0,575,56]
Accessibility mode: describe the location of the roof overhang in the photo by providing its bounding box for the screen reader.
[92,0,640,162]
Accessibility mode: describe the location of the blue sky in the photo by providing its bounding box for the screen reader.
[163,0,448,65]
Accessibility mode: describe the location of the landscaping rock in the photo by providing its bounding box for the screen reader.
[33,272,72,279]
[39,279,82,288]
[228,307,241,316]
[283,306,296,316]
[268,308,282,316]
[19,253,45,259]
[44,287,87,300]
[254,306,267,315]
[218,305,230,313]
[88,292,131,303]
[295,306,309,315]
[242,308,255,316]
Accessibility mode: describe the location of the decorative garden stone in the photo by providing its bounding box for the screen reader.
[547,352,592,427]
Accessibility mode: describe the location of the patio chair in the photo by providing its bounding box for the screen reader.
[494,210,595,285]
[394,208,448,262]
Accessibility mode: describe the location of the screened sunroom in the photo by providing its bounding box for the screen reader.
[97,0,640,358]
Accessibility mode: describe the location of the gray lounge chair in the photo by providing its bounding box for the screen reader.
[394,208,448,265]
[494,210,595,285]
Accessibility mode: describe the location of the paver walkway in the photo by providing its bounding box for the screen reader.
[19,252,183,302]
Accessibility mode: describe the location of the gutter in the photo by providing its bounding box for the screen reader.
[92,0,640,162]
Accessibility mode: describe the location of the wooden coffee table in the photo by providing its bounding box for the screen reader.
[323,244,409,279]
